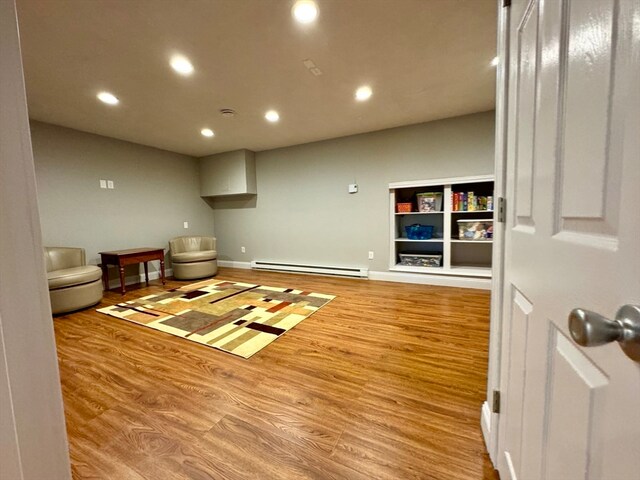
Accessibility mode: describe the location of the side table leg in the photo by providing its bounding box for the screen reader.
[100,263,108,291]
[160,259,166,285]
[144,262,149,286]
[119,266,126,295]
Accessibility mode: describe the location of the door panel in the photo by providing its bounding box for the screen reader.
[543,330,608,480]
[498,0,640,478]
[503,287,533,480]
[558,0,620,239]
[514,2,538,227]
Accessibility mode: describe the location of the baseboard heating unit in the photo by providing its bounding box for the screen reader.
[250,261,368,278]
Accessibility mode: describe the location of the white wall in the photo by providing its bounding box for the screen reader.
[30,121,215,271]
[210,111,495,270]
[0,0,71,478]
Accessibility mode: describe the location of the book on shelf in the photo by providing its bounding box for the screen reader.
[451,192,494,212]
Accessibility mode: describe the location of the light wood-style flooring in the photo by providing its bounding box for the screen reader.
[54,267,499,479]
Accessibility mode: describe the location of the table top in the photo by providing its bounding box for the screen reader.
[99,248,164,256]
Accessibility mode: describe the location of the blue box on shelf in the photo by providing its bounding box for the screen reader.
[404,224,434,240]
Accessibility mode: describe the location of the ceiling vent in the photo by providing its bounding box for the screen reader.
[303,58,323,76]
[220,108,236,117]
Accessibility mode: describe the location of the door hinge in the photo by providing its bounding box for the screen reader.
[497,197,506,223]
[503,0,511,7]
[492,390,501,414]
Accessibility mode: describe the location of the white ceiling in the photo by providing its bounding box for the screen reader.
[17,0,497,157]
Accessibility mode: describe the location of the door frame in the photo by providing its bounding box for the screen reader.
[0,0,72,477]
[482,0,511,465]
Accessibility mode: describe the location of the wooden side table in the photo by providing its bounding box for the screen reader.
[99,248,165,295]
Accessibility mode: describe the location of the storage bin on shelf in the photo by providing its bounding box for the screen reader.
[416,192,443,212]
[404,224,434,240]
[457,219,493,240]
[399,253,442,267]
[396,202,413,213]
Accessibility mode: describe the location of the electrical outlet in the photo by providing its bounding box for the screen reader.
[107,180,114,189]
[368,251,374,260]
[99,179,107,189]
[183,221,189,229]
[241,246,246,254]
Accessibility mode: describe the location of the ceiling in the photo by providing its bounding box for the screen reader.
[16,0,497,157]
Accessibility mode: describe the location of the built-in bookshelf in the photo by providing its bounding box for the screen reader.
[389,175,495,283]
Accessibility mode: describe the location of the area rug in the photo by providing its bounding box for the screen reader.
[97,279,335,358]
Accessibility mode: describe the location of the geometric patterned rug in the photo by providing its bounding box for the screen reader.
[96,279,335,358]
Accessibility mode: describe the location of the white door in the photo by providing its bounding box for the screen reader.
[497,0,640,479]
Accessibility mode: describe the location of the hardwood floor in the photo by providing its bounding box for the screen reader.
[54,267,499,480]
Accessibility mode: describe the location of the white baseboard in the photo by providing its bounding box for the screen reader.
[217,261,490,289]
[106,268,173,290]
[369,270,491,290]
[218,260,251,269]
[481,401,491,449]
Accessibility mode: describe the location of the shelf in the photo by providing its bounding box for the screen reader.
[451,239,493,244]
[451,210,493,214]
[448,265,492,277]
[395,237,444,242]
[395,211,443,215]
[390,264,491,278]
[389,176,495,286]
[391,264,444,273]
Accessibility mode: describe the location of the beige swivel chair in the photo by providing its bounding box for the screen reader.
[169,236,218,280]
[44,247,103,314]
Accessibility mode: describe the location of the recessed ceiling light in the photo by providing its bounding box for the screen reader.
[292,0,318,24]
[491,56,499,67]
[355,86,372,102]
[97,91,119,105]
[201,128,214,137]
[170,55,194,75]
[265,110,280,122]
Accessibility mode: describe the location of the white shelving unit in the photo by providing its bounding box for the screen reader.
[389,175,495,283]
[451,239,493,243]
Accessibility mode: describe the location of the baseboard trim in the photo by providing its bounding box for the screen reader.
[218,260,251,269]
[369,270,491,289]
[217,262,491,288]
[481,401,491,449]
[106,268,173,290]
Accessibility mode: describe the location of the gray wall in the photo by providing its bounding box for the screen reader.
[31,111,494,275]
[210,111,495,271]
[31,121,214,271]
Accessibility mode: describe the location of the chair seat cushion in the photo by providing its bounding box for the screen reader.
[48,265,102,290]
[172,250,217,263]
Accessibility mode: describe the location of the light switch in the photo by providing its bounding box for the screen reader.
[183,221,189,229]
[99,179,107,189]
[107,180,114,189]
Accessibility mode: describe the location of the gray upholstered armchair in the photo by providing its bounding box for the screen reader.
[169,236,218,280]
[44,247,103,314]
